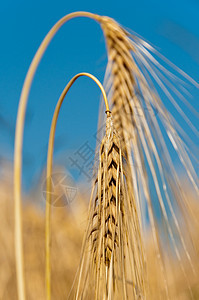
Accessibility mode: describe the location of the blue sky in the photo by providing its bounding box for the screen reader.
[0,0,199,190]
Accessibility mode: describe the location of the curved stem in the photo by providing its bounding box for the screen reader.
[45,72,110,300]
[14,12,102,300]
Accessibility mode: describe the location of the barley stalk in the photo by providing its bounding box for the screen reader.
[45,73,110,300]
[13,12,101,300]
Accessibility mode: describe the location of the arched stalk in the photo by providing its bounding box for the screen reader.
[45,72,110,300]
[14,12,102,300]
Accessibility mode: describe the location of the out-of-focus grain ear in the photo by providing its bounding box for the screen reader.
[99,15,198,298]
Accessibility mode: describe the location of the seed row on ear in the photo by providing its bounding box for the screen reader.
[91,114,122,268]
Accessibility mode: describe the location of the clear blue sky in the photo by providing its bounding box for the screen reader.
[0,0,199,190]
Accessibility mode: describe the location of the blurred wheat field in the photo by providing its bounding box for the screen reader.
[0,164,85,299]
[0,163,199,299]
[1,10,198,300]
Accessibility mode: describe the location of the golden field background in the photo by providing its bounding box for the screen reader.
[0,162,199,299]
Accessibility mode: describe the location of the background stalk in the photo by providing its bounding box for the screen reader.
[14,12,101,300]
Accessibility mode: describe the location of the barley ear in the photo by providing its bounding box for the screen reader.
[75,113,145,299]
